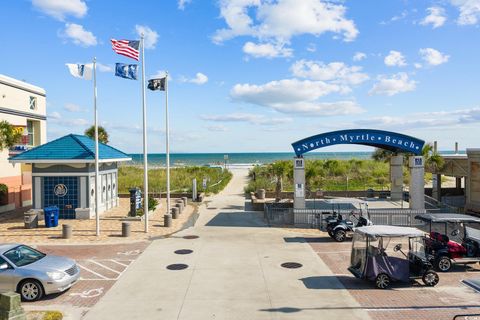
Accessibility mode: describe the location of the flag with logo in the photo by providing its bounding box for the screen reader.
[147,78,166,91]
[115,63,138,80]
[111,39,140,61]
[66,63,93,80]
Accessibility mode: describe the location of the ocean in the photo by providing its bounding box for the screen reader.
[126,150,465,167]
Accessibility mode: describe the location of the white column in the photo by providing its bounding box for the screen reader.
[390,155,403,201]
[466,149,480,213]
[34,177,41,209]
[293,157,305,209]
[409,156,425,210]
[80,176,87,208]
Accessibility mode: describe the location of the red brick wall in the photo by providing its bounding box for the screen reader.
[0,175,32,209]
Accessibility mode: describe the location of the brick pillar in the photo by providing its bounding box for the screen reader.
[293,157,305,209]
[390,155,403,201]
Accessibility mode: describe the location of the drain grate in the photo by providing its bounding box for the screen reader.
[174,249,193,255]
[166,263,189,270]
[281,262,303,269]
[183,235,199,239]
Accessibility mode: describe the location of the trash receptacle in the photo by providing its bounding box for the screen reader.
[44,206,59,228]
[366,189,374,198]
[24,210,38,229]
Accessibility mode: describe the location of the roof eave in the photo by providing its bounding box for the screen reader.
[9,158,132,164]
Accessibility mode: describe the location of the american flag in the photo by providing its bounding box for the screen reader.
[110,39,140,61]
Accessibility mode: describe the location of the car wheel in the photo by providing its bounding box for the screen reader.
[422,270,439,287]
[334,229,346,242]
[327,230,334,237]
[19,280,44,302]
[375,273,390,289]
[436,256,452,272]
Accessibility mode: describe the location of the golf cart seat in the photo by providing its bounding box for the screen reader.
[429,232,466,255]
[430,231,449,244]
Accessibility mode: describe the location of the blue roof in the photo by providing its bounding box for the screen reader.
[9,134,131,162]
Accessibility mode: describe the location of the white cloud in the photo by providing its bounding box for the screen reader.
[356,107,480,129]
[290,60,369,90]
[384,50,407,67]
[451,0,480,25]
[213,0,358,58]
[419,48,450,66]
[181,72,208,85]
[62,23,97,47]
[135,25,159,49]
[420,7,447,28]
[32,0,87,21]
[306,43,317,52]
[178,0,192,10]
[242,41,293,58]
[50,117,90,127]
[206,124,228,132]
[96,63,113,73]
[151,70,169,80]
[414,63,423,69]
[353,52,366,61]
[230,78,364,116]
[48,111,61,119]
[63,103,85,113]
[201,113,292,125]
[369,72,417,96]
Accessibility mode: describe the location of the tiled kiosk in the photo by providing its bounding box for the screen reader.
[9,134,131,219]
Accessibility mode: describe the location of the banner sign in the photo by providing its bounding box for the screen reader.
[292,129,425,157]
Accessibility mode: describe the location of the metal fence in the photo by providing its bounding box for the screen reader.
[264,203,431,229]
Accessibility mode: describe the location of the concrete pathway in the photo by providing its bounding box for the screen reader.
[84,169,370,320]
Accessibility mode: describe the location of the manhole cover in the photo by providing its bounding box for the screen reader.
[166,264,189,270]
[183,235,199,239]
[281,262,303,269]
[174,249,193,255]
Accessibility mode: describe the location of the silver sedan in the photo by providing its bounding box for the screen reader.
[0,243,80,301]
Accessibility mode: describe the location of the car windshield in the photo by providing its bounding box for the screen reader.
[3,245,46,267]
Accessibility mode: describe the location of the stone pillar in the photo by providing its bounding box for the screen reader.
[0,292,26,320]
[409,156,425,210]
[390,155,403,201]
[293,157,305,209]
[466,149,480,213]
[432,174,442,201]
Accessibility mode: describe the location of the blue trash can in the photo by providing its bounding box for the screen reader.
[44,206,59,228]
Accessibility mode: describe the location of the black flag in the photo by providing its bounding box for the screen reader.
[148,78,166,91]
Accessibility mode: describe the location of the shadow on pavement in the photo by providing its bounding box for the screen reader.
[205,211,267,228]
[284,237,349,243]
[301,275,426,290]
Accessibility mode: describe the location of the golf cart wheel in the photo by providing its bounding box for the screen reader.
[375,273,390,289]
[436,256,452,272]
[422,270,439,287]
[327,230,334,238]
[18,279,44,302]
[334,229,346,242]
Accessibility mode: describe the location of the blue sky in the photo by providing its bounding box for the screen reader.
[2,0,480,153]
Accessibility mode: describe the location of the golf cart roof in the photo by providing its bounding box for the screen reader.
[355,225,424,238]
[415,213,480,223]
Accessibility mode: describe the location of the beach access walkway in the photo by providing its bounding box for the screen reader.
[84,168,370,320]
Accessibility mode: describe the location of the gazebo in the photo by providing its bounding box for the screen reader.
[9,134,131,219]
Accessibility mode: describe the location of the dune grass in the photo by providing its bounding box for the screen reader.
[118,166,232,195]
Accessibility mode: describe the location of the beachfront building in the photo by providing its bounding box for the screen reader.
[0,74,46,213]
[9,134,131,219]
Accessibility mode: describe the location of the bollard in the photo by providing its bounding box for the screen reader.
[164,214,172,227]
[122,222,131,237]
[62,224,72,239]
[182,197,188,206]
[175,203,183,213]
[171,207,179,219]
[0,292,26,320]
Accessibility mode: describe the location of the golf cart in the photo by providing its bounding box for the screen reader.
[415,213,480,272]
[325,200,372,242]
[348,225,439,289]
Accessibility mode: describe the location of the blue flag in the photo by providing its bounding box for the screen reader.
[115,63,138,80]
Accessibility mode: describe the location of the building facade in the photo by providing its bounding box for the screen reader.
[0,74,46,213]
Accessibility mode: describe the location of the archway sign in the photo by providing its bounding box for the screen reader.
[292,129,425,156]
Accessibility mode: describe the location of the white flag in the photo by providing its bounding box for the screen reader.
[66,63,93,80]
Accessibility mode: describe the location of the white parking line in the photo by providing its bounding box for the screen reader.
[78,264,109,280]
[89,260,121,274]
[110,259,129,267]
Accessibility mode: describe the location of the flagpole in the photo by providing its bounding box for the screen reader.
[165,73,170,217]
[93,57,100,237]
[141,34,149,233]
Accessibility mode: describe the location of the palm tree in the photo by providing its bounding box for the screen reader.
[422,143,444,172]
[84,125,109,144]
[0,120,22,151]
[371,148,396,162]
[268,161,291,201]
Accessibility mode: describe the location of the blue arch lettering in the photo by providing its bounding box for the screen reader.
[291,129,425,157]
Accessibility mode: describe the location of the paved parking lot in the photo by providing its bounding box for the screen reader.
[304,234,480,320]
[26,242,149,313]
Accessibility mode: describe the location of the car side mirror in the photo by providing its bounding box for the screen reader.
[0,263,9,270]
[451,229,460,237]
[394,244,402,252]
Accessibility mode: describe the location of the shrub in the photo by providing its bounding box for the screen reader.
[43,311,63,320]
[0,183,7,194]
